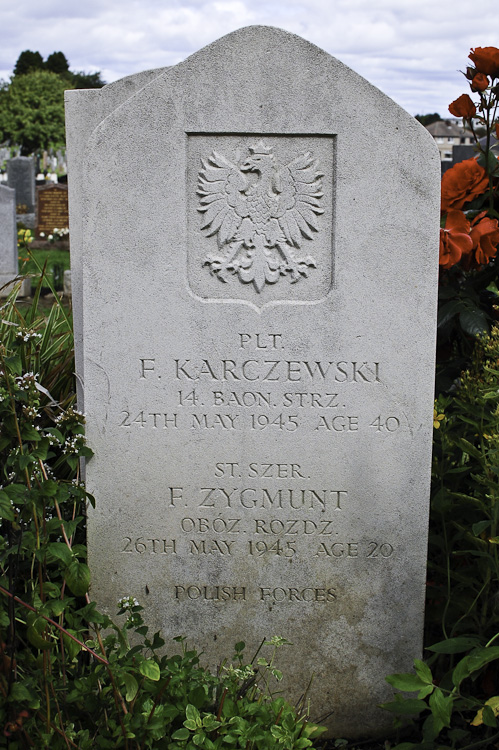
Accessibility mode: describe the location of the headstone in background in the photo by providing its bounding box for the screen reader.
[7,156,36,228]
[63,269,72,296]
[66,26,440,737]
[36,183,69,236]
[0,185,30,297]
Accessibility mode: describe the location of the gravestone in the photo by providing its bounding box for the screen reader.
[7,156,36,228]
[36,183,69,236]
[65,26,440,737]
[0,185,30,296]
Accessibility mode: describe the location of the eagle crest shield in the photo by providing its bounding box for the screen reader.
[197,141,324,293]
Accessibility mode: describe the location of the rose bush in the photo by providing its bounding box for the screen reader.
[436,46,499,393]
[440,157,489,211]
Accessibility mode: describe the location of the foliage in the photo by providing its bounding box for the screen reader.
[45,52,70,76]
[12,49,105,90]
[437,47,499,393]
[0,50,105,155]
[0,251,324,748]
[415,113,442,126]
[13,50,44,77]
[381,327,499,748]
[17,233,71,293]
[0,70,72,155]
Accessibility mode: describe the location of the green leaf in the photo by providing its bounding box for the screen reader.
[429,688,453,727]
[482,704,498,728]
[473,521,491,536]
[139,659,160,681]
[64,560,90,596]
[467,646,499,673]
[123,672,139,702]
[188,685,207,708]
[62,629,82,661]
[186,703,201,722]
[49,542,73,566]
[460,308,489,336]
[172,728,190,740]
[18,453,35,469]
[438,300,463,328]
[428,636,481,654]
[380,698,428,715]
[4,353,22,375]
[386,673,427,692]
[0,492,15,521]
[414,659,433,685]
[422,712,445,742]
[454,438,482,460]
[21,423,41,441]
[27,623,54,650]
[9,682,34,702]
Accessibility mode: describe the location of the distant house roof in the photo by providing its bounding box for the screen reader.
[478,134,499,154]
[426,120,463,137]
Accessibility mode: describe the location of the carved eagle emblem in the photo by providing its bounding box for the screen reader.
[197,141,324,293]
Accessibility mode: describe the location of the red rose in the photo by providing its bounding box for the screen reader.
[439,210,473,269]
[449,94,476,118]
[470,212,499,265]
[471,72,489,92]
[469,47,499,78]
[441,158,489,211]
[496,123,499,140]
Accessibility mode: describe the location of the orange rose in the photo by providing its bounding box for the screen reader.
[441,158,489,211]
[469,47,499,78]
[470,212,499,265]
[449,94,476,118]
[439,210,473,269]
[471,72,489,92]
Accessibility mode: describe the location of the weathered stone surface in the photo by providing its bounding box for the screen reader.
[7,156,36,228]
[66,26,440,737]
[0,184,29,296]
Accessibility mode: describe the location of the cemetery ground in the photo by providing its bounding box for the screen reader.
[19,245,70,296]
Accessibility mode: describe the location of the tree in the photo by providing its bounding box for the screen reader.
[415,113,441,126]
[0,70,73,154]
[70,70,106,89]
[13,50,44,76]
[11,49,105,89]
[45,51,70,76]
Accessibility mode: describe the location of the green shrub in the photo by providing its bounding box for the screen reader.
[382,328,499,749]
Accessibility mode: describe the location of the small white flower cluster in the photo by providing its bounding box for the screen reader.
[15,329,42,343]
[223,664,255,681]
[118,596,140,610]
[22,405,38,420]
[55,408,86,425]
[40,227,69,242]
[15,372,39,391]
[62,435,84,454]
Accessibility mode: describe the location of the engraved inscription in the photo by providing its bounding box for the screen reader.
[198,141,323,292]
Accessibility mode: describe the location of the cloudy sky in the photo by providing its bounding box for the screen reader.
[1,0,497,116]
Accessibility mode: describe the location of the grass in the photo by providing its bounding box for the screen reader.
[18,245,71,293]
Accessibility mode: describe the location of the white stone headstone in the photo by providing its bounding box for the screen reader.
[66,26,440,737]
[0,184,30,297]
